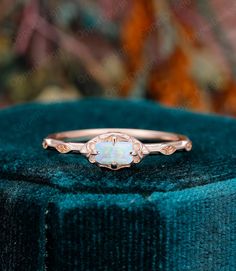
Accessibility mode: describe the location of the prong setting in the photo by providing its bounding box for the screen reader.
[81,132,149,170]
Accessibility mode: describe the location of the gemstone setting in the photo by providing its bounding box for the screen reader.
[95,142,133,165]
[80,132,147,170]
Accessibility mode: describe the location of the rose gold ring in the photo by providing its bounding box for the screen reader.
[42,129,192,170]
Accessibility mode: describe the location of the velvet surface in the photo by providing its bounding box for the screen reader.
[0,99,236,193]
[0,179,59,271]
[47,180,236,271]
[0,99,236,271]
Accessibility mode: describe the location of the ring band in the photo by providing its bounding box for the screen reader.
[43,129,192,170]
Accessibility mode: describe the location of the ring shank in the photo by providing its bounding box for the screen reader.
[43,128,192,155]
[51,128,183,141]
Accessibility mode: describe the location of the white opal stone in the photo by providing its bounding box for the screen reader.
[95,142,133,165]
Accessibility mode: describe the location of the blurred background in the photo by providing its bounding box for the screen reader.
[0,0,236,116]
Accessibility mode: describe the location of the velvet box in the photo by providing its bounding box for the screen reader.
[0,99,235,271]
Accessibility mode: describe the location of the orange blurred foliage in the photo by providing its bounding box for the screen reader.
[120,0,236,116]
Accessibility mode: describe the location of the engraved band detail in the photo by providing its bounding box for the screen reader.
[43,128,192,170]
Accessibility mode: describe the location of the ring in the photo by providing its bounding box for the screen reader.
[42,129,192,170]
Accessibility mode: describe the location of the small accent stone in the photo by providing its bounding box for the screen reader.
[95,142,133,165]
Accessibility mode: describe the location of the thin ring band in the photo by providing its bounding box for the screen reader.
[43,129,192,170]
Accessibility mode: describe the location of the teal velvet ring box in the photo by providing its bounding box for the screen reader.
[0,99,235,271]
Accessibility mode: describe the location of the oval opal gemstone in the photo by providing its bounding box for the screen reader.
[95,142,133,165]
